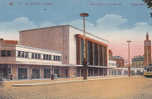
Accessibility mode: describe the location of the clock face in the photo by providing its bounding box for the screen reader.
[144,41,151,46]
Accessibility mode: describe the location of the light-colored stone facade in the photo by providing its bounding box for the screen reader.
[0,41,62,65]
[19,25,109,65]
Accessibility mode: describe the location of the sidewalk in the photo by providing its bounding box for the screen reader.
[11,76,139,87]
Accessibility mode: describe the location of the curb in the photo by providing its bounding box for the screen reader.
[12,76,136,87]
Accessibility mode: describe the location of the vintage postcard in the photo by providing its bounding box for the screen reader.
[0,0,152,99]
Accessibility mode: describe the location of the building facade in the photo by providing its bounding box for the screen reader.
[0,25,109,80]
[132,56,144,68]
[0,39,71,80]
[112,56,125,67]
[19,25,109,65]
[144,33,151,66]
[19,25,109,77]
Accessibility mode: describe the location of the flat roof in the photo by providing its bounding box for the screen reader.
[20,25,109,43]
[16,44,62,54]
[2,44,62,54]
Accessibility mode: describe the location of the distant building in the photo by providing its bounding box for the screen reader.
[109,49,113,60]
[144,33,151,66]
[108,60,117,68]
[132,56,144,68]
[108,49,116,67]
[112,56,124,67]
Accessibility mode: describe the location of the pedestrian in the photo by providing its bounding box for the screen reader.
[51,74,54,80]
[10,74,13,80]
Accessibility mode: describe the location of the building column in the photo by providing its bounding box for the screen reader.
[76,37,81,65]
[98,45,101,66]
[28,66,32,80]
[92,68,94,76]
[12,64,18,80]
[107,68,110,76]
[101,46,104,66]
[92,43,95,66]
[40,67,44,79]
[102,47,105,66]
[69,67,77,78]
[80,68,81,77]
[90,42,93,65]
[98,68,100,76]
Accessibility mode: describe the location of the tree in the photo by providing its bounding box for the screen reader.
[143,0,152,17]
[143,0,152,8]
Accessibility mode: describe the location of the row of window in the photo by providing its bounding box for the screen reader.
[17,51,28,58]
[0,50,61,61]
[1,50,11,57]
[17,51,61,61]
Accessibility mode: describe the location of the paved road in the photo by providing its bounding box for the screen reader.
[123,78,152,99]
[0,76,152,99]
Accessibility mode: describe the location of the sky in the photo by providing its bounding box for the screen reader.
[0,0,152,60]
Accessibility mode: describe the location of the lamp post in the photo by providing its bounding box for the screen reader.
[51,59,54,80]
[126,40,132,77]
[80,13,89,80]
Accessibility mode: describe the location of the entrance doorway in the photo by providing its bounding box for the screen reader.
[44,68,51,79]
[18,68,27,80]
[65,69,69,78]
[32,68,40,79]
[0,64,10,80]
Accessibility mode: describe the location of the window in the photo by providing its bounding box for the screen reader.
[21,51,24,57]
[49,55,52,60]
[7,51,11,56]
[53,56,56,61]
[46,54,49,60]
[32,68,40,79]
[31,53,41,59]
[38,54,41,59]
[17,51,29,58]
[1,50,6,56]
[18,68,27,80]
[35,53,38,59]
[43,54,46,60]
[1,50,12,57]
[53,56,61,61]
[44,68,51,78]
[17,51,21,57]
[58,56,61,61]
[43,54,51,60]
[25,52,29,58]
[32,53,34,59]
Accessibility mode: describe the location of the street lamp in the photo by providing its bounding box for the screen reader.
[80,13,89,80]
[126,40,132,77]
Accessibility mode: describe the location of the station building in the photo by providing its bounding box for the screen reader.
[0,25,109,80]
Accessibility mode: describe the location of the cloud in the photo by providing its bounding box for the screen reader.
[95,14,128,30]
[65,14,151,59]
[0,17,37,31]
[40,21,54,27]
[0,17,37,40]
[0,14,151,58]
[65,19,94,30]
[0,14,151,42]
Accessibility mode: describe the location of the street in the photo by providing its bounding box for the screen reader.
[0,76,152,99]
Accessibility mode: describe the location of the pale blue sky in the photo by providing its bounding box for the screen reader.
[0,0,151,58]
[0,0,151,25]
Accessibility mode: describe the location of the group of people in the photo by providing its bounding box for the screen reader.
[6,73,58,81]
[51,74,58,80]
